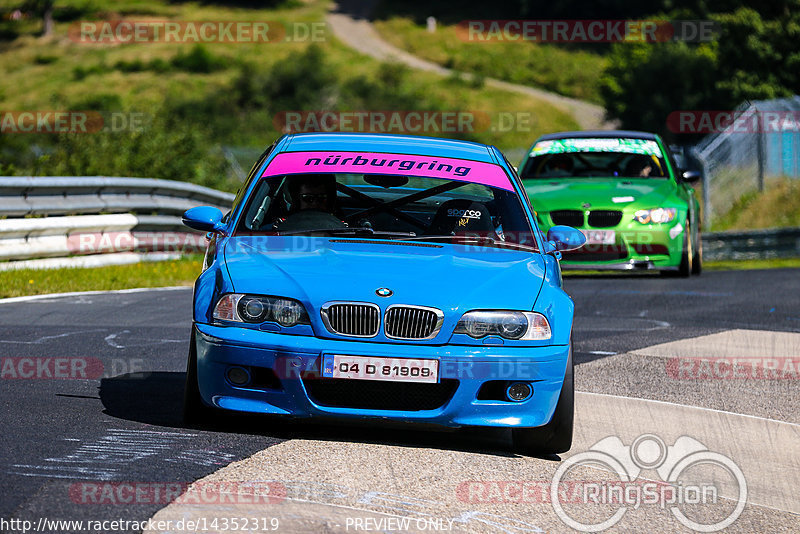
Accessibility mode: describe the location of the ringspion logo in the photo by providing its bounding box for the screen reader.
[551,434,746,532]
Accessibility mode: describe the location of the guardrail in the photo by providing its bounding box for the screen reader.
[0,176,234,271]
[2,176,797,269]
[702,227,800,261]
[0,176,234,217]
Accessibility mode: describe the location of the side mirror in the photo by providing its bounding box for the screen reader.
[546,225,586,252]
[182,206,225,233]
[680,170,701,184]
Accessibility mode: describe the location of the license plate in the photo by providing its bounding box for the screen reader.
[322,355,439,383]
[580,229,615,245]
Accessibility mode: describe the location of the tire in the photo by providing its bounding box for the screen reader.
[183,328,220,424]
[677,219,693,278]
[691,227,702,275]
[512,345,574,456]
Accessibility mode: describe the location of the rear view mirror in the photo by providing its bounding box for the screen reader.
[546,225,586,252]
[182,206,226,233]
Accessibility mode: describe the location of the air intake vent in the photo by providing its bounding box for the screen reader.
[304,378,459,411]
[321,302,380,337]
[384,305,443,340]
[588,210,623,228]
[550,210,584,227]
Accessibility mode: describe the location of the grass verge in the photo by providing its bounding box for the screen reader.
[0,0,578,183]
[372,17,606,103]
[711,179,800,231]
[2,254,797,300]
[563,256,800,276]
[0,255,202,299]
[703,257,800,271]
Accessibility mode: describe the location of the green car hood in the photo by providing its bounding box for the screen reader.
[523,178,675,213]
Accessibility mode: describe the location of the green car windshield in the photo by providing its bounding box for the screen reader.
[520,137,668,179]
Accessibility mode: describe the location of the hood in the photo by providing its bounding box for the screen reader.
[524,177,674,212]
[224,237,546,316]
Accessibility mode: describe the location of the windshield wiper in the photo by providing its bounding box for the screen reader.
[277,227,416,238]
[400,235,538,252]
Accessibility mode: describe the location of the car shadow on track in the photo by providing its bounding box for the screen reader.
[99,372,561,461]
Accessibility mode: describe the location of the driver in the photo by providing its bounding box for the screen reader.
[546,154,574,176]
[625,155,658,177]
[274,174,347,232]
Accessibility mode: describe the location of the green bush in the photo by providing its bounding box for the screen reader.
[234,44,336,110]
[72,62,108,80]
[68,93,122,111]
[34,54,59,64]
[114,59,147,72]
[600,41,719,140]
[170,45,227,73]
[34,109,235,191]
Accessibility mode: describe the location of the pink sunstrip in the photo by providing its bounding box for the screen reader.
[262,151,514,191]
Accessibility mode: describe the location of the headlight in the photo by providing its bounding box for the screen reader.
[213,294,310,327]
[634,207,677,224]
[454,311,551,340]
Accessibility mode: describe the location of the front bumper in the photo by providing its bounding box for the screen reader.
[561,259,677,271]
[559,224,684,270]
[193,323,570,429]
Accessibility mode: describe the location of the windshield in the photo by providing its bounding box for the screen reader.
[235,172,538,251]
[520,137,668,179]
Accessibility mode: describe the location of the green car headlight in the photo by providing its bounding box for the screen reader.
[454,311,551,340]
[213,293,310,327]
[634,207,677,224]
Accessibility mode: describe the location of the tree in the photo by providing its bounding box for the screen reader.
[600,41,720,140]
[601,3,800,138]
[22,0,54,37]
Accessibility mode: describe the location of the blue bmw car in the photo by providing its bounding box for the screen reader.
[182,133,585,454]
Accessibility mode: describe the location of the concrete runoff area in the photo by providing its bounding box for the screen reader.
[146,329,800,533]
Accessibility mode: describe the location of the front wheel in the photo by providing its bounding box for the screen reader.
[677,220,693,277]
[512,345,574,456]
[691,227,702,275]
[183,328,221,424]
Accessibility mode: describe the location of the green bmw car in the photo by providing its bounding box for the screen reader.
[519,130,702,276]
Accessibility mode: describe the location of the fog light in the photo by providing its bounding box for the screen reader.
[226,366,251,386]
[506,382,533,402]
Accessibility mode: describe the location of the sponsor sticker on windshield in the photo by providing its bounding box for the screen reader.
[531,138,662,157]
[262,151,514,191]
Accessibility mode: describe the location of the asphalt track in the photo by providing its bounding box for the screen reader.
[1,268,798,533]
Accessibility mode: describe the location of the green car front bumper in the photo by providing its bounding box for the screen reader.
[538,211,686,271]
